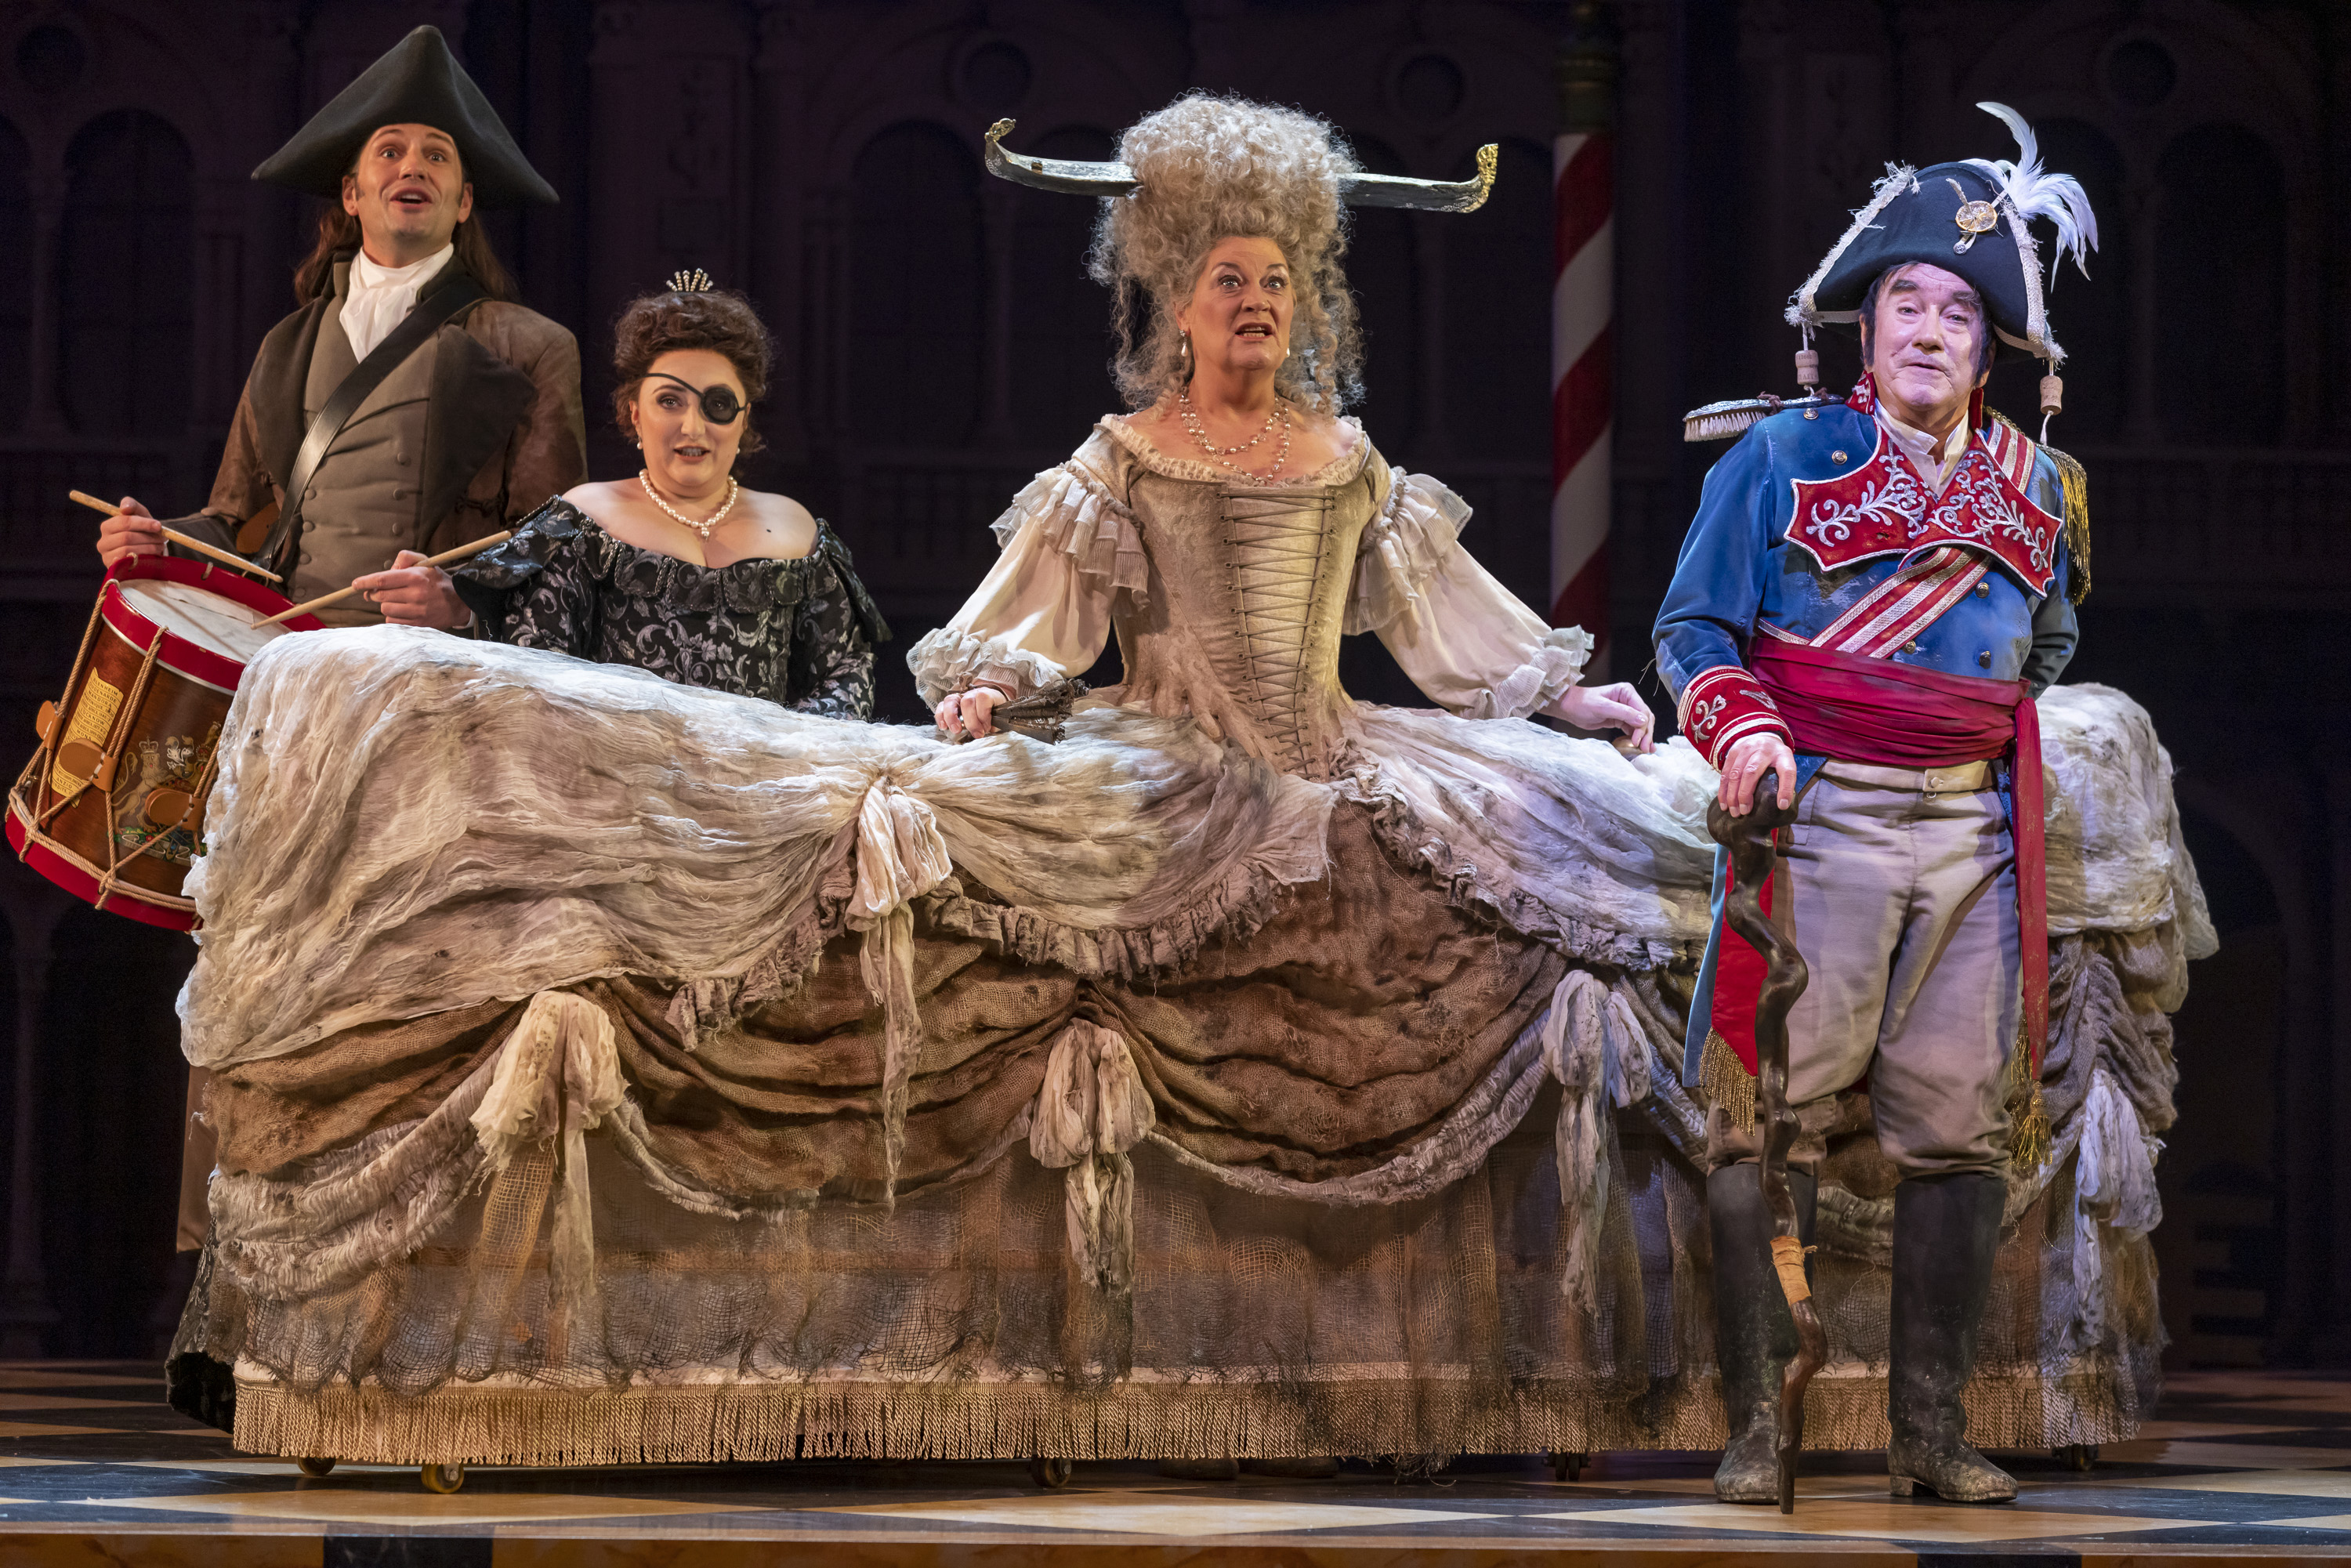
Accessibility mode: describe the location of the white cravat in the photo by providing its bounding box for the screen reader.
[340,244,455,361]
[1876,406,1969,496]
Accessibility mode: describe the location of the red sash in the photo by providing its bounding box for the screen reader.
[1710,640,2047,1078]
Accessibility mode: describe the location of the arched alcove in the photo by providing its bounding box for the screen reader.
[1007,124,1118,447]
[1444,136,1550,461]
[1958,0,2320,446]
[2160,800,2289,1364]
[58,109,193,439]
[0,116,29,434]
[2156,124,2284,447]
[847,121,982,445]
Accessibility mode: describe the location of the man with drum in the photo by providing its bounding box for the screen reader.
[87,27,585,1257]
[94,25,584,629]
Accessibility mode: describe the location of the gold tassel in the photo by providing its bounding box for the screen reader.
[2007,1030,2051,1171]
[2047,443,2092,604]
[1699,1028,1757,1128]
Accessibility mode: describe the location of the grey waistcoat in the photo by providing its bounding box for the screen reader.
[294,276,441,627]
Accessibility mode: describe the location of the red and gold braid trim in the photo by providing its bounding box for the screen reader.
[1677,664,1790,772]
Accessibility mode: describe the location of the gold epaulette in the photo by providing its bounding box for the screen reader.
[2043,442,2092,604]
[1987,408,2091,603]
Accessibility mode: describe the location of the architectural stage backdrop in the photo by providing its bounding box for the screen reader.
[0,0,2344,1371]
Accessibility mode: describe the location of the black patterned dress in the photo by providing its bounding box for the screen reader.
[452,498,889,719]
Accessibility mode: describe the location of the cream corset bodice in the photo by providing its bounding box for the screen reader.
[907,415,1596,779]
[1109,454,1378,775]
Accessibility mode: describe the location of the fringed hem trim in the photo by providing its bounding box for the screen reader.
[230,1363,2145,1467]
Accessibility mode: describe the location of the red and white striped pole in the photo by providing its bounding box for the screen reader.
[1552,5,1617,675]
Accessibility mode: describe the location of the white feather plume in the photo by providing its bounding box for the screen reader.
[1965,101,2099,288]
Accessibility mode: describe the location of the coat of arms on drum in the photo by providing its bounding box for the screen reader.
[111,723,221,867]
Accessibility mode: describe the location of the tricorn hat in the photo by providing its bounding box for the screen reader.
[252,26,556,208]
[1788,103,2094,366]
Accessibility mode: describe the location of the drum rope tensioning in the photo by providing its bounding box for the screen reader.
[13,505,516,929]
[9,552,321,929]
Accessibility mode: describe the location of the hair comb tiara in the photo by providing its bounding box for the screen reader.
[668,267,713,293]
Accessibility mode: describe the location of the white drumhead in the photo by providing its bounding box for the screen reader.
[118,578,291,664]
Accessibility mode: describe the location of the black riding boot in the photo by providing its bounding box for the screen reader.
[1887,1171,2016,1502]
[1708,1162,1817,1503]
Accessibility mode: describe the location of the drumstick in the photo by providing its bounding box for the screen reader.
[259,531,515,625]
[71,490,284,584]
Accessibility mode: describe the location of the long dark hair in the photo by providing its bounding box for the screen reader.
[292,203,516,304]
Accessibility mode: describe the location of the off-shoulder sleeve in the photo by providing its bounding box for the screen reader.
[906,439,1143,707]
[784,527,888,720]
[451,498,597,656]
[1348,469,1592,721]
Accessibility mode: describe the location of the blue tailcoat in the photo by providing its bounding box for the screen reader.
[1654,402,2076,704]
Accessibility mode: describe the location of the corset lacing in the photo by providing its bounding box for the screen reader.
[1209,487,1342,773]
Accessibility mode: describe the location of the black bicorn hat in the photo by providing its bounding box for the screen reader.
[251,26,557,208]
[1787,103,2095,366]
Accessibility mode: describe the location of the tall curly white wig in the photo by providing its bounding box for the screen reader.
[1088,94,1364,415]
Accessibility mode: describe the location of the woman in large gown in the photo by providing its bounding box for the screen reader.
[171,96,2200,1479]
[919,107,1651,767]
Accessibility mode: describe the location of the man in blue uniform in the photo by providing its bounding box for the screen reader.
[1654,104,2097,1505]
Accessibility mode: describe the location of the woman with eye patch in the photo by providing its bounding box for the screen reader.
[397,277,889,717]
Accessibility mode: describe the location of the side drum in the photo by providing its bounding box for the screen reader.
[6,553,321,930]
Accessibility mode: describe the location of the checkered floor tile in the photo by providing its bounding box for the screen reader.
[0,1362,2348,1562]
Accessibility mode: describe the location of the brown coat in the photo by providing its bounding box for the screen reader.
[175,265,585,565]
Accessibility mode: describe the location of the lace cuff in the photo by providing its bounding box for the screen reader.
[1346,471,1473,636]
[1468,626,1596,721]
[989,463,1149,607]
[907,626,1067,708]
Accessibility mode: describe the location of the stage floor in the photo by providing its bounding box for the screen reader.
[5,1363,2351,1563]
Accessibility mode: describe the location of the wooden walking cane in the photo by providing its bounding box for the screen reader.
[1707,769,1825,1515]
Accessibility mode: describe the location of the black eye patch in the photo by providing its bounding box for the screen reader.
[650,372,743,425]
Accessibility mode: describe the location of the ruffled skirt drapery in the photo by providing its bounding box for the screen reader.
[176,628,2204,1465]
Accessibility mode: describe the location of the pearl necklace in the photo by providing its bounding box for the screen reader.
[1179,388,1291,483]
[638,470,741,538]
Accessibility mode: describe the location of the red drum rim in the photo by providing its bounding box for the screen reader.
[96,553,323,692]
[5,791,198,932]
